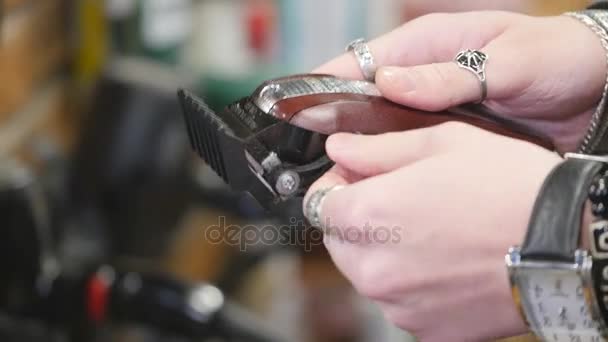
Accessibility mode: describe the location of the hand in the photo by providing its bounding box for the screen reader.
[303,11,606,153]
[304,124,562,341]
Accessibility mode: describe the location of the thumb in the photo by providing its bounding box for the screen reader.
[376,63,487,112]
[326,128,443,177]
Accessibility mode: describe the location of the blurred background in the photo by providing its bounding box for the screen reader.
[0,1,592,342]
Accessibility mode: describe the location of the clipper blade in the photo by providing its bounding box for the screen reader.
[177,89,229,183]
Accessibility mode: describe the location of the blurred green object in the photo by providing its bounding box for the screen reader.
[107,0,192,65]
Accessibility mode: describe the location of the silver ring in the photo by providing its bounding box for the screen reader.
[454,49,489,103]
[346,38,378,82]
[304,186,344,229]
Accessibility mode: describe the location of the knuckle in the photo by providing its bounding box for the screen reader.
[427,64,459,108]
[354,261,391,300]
[429,63,451,85]
[341,197,375,230]
[356,261,424,302]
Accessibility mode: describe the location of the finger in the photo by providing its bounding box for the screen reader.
[325,128,444,177]
[302,164,363,215]
[313,159,429,240]
[376,62,485,111]
[303,160,408,238]
[309,171,395,236]
[375,38,524,111]
[313,11,514,79]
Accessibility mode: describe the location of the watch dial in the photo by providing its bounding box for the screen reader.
[519,269,602,342]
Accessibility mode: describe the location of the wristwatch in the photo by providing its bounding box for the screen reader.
[506,155,606,341]
[586,155,608,334]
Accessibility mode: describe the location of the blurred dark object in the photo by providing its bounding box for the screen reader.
[70,59,193,258]
[590,1,608,9]
[0,159,59,318]
[0,158,281,341]
[86,266,279,342]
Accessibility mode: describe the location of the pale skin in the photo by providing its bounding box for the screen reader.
[300,11,608,341]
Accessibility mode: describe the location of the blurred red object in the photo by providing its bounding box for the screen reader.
[246,0,276,59]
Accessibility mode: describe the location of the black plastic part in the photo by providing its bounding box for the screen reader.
[0,166,55,318]
[70,75,193,258]
[178,89,333,210]
[106,270,280,341]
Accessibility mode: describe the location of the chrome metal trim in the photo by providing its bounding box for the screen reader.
[454,49,489,103]
[251,75,381,114]
[245,151,278,198]
[346,38,378,82]
[589,219,608,336]
[261,152,281,173]
[565,153,608,163]
[591,220,608,260]
[581,251,608,337]
[506,247,531,329]
[506,247,607,339]
[247,165,278,198]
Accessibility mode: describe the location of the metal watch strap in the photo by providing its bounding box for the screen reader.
[566,10,608,154]
[520,158,604,261]
[586,160,608,330]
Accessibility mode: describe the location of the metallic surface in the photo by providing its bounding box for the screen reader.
[251,75,381,114]
[275,171,301,197]
[565,153,608,163]
[346,38,378,82]
[455,49,489,103]
[506,247,606,340]
[304,186,343,229]
[565,12,608,154]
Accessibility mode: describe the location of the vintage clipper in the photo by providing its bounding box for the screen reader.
[178,74,553,210]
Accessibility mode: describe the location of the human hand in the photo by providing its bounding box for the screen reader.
[300,11,606,153]
[304,123,562,341]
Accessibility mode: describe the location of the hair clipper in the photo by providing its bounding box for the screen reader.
[178,74,553,210]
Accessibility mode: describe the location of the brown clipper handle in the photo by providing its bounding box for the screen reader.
[273,93,555,151]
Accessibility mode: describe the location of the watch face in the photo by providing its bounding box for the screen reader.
[517,267,602,341]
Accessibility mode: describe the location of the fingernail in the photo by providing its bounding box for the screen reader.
[378,67,417,93]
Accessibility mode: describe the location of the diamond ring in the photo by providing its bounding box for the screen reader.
[304,186,344,230]
[454,49,489,103]
[346,38,378,82]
